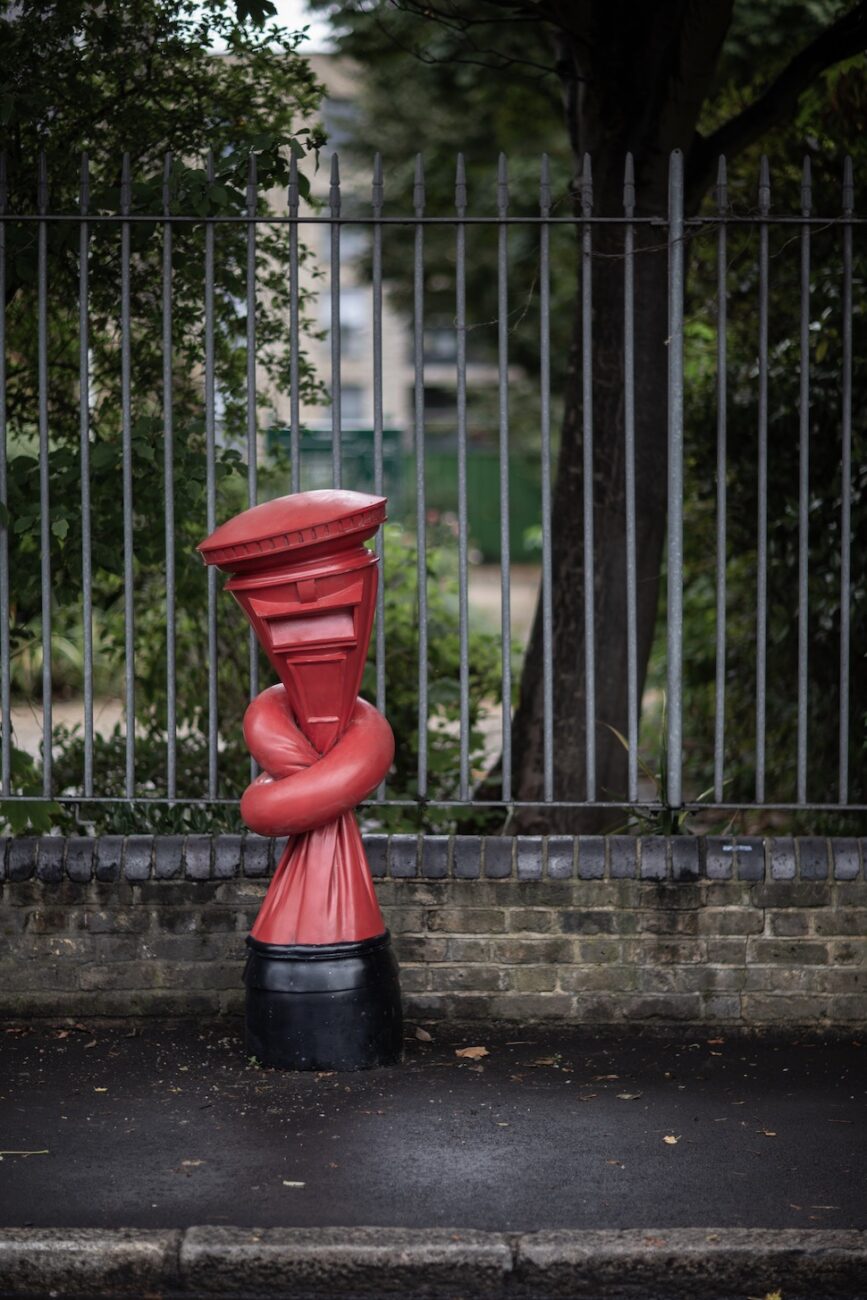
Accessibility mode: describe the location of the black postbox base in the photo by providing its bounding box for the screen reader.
[243,931,403,1071]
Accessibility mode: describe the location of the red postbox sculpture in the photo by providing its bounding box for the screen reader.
[198,489,402,1070]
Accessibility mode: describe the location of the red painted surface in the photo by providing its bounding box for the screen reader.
[198,491,393,945]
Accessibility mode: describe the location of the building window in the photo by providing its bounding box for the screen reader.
[321,286,369,360]
[340,384,365,424]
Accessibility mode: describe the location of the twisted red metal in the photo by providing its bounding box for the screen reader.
[199,490,393,945]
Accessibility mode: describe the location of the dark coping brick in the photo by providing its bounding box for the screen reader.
[860,840,867,879]
[608,837,637,879]
[736,838,765,881]
[547,837,575,880]
[639,839,667,881]
[833,839,862,881]
[65,837,94,883]
[154,836,184,880]
[705,838,733,880]
[769,837,796,881]
[363,835,388,879]
[123,836,154,881]
[453,837,481,880]
[577,837,605,880]
[7,837,36,883]
[0,838,7,881]
[272,837,290,865]
[184,836,213,880]
[95,836,124,882]
[517,837,542,881]
[421,837,449,880]
[798,837,829,881]
[671,838,701,881]
[243,836,271,878]
[213,836,243,879]
[484,837,513,879]
[390,835,419,879]
[36,839,65,883]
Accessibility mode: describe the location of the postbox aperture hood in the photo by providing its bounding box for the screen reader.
[198,490,387,755]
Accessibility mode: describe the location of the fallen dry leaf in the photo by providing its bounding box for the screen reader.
[93,1087,108,1093]
[578,1093,598,1102]
[663,1134,679,1145]
[0,1150,48,1158]
[83,1040,97,1050]
[455,1046,488,1060]
[593,1073,619,1081]
[760,1129,777,1137]
[415,1027,433,1042]
[181,1160,204,1167]
[616,1092,643,1101]
[606,1159,623,1167]
[533,1057,557,1066]
[282,1180,305,1188]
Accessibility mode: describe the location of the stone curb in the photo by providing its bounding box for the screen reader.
[0,835,864,884]
[1,1227,866,1298]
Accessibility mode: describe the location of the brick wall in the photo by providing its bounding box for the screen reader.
[1,835,865,1027]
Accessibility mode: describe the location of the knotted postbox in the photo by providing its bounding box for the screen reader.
[198,489,402,1070]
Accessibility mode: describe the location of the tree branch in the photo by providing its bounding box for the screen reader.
[688,0,867,204]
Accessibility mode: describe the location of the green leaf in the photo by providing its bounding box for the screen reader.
[234,1,277,27]
[51,519,69,541]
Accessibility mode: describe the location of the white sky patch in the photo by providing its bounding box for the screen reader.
[265,0,334,49]
[201,0,335,52]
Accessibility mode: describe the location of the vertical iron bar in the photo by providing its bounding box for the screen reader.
[455,154,470,800]
[205,149,218,799]
[79,155,94,796]
[755,156,770,804]
[497,154,512,802]
[329,153,342,488]
[666,149,685,809]
[539,156,554,802]
[246,153,259,780]
[288,153,300,492]
[372,153,386,799]
[38,154,52,796]
[0,156,9,795]
[623,153,638,803]
[713,156,728,803]
[413,155,428,801]
[581,154,596,801]
[162,155,177,801]
[839,156,853,802]
[120,153,135,797]
[796,156,811,803]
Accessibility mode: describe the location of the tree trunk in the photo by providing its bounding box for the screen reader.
[510,1,734,830]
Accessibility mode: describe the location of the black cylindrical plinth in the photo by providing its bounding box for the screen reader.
[244,930,403,1071]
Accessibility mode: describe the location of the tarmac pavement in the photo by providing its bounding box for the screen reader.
[0,1020,865,1296]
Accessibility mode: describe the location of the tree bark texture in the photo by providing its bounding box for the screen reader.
[510,1,734,830]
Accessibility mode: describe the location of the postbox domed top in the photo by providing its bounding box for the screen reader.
[197,489,387,573]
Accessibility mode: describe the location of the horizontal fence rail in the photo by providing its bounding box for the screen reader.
[0,149,862,828]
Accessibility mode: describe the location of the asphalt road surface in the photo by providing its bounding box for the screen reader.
[0,1022,865,1232]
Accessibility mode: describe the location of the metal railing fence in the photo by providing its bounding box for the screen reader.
[0,147,863,822]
